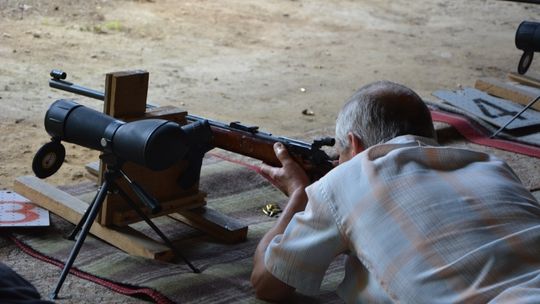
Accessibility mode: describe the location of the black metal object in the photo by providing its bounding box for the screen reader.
[49,70,105,100]
[490,94,540,137]
[515,21,540,74]
[50,154,199,300]
[34,97,214,193]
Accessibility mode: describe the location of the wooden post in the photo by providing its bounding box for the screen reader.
[104,70,148,118]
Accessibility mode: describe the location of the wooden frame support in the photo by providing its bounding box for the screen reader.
[99,71,205,227]
[14,176,174,261]
[85,162,248,244]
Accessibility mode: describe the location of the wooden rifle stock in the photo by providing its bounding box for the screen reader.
[186,115,336,180]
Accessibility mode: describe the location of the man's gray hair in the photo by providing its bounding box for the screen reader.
[335,81,436,149]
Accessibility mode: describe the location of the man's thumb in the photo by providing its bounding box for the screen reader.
[274,142,289,163]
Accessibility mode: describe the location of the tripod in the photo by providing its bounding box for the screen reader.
[49,154,199,300]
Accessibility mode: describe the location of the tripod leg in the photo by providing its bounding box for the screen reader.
[115,186,200,273]
[49,180,110,300]
[67,185,103,240]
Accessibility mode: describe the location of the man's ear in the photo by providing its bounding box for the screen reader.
[348,132,364,156]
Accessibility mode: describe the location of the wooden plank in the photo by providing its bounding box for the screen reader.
[474,78,540,111]
[142,105,188,125]
[508,72,540,89]
[111,192,207,226]
[13,176,174,261]
[170,207,248,243]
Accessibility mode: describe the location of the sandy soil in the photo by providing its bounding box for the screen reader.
[1,0,539,303]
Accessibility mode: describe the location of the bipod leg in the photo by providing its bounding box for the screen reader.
[114,185,200,273]
[49,179,110,300]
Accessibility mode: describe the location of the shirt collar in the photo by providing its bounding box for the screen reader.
[383,135,439,146]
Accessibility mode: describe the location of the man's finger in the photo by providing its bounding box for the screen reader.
[274,142,292,164]
[260,163,277,180]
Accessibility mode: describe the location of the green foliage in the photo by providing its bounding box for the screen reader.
[104,20,122,31]
[79,20,122,34]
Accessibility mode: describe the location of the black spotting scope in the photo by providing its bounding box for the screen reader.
[516,21,540,74]
[33,99,212,178]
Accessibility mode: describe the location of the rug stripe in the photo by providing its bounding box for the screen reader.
[431,110,540,158]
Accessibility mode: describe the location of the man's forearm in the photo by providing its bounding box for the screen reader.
[256,188,307,257]
[251,188,308,301]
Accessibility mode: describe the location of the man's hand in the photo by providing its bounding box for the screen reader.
[251,142,311,302]
[260,142,310,197]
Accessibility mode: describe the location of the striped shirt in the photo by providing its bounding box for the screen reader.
[265,135,540,303]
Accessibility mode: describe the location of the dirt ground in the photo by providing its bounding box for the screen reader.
[1,0,540,303]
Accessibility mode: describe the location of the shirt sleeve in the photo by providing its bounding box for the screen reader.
[264,182,347,295]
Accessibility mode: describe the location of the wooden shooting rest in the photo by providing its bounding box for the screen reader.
[14,70,247,261]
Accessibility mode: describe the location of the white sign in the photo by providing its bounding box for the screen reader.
[0,191,50,227]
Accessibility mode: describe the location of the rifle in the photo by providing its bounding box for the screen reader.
[48,70,336,180]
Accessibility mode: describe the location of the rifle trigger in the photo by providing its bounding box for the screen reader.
[230,121,259,133]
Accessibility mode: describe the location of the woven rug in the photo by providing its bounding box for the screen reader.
[9,153,344,304]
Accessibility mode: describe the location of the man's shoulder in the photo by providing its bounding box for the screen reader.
[316,134,505,193]
[365,135,498,166]
[308,151,370,206]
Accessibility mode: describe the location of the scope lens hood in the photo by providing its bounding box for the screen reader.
[113,119,188,171]
[516,21,540,51]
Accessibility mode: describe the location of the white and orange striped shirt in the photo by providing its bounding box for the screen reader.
[265,135,540,303]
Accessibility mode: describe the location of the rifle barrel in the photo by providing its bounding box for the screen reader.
[49,79,105,101]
